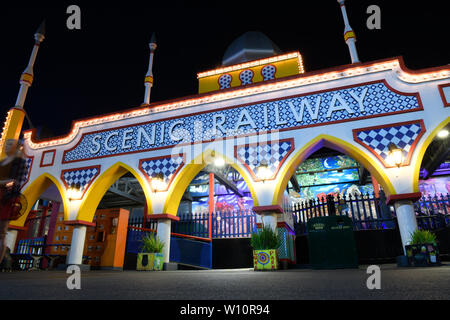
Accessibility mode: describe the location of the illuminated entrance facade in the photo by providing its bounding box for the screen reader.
[2,11,450,268]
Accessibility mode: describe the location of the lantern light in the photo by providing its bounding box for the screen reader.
[151,172,166,192]
[67,183,82,200]
[437,129,449,138]
[388,143,403,167]
[256,160,272,181]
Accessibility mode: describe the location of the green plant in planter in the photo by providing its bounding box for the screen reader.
[137,232,165,271]
[141,232,165,253]
[406,229,440,267]
[409,229,436,245]
[251,225,281,271]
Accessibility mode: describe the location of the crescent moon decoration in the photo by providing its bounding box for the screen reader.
[323,158,331,169]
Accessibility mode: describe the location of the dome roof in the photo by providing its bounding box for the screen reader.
[222,31,282,66]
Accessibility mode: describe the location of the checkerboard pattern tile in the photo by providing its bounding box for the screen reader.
[19,157,33,189]
[239,70,254,85]
[139,155,184,185]
[62,167,100,191]
[236,140,293,179]
[218,74,232,89]
[261,65,276,81]
[354,121,423,165]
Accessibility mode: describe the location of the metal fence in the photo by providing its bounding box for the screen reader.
[126,193,450,240]
[173,209,257,239]
[292,193,450,235]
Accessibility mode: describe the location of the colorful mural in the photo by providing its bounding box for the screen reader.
[296,155,358,173]
[418,177,450,197]
[293,155,373,201]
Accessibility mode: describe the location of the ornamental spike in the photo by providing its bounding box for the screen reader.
[337,0,360,63]
[143,33,157,105]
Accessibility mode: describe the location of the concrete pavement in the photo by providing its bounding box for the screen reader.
[1,264,449,300]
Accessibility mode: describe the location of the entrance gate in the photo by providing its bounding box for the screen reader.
[5,53,450,266]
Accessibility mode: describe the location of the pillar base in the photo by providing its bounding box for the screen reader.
[163,262,178,271]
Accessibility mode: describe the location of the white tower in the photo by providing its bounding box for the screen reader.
[143,33,157,105]
[337,0,360,64]
[15,20,46,108]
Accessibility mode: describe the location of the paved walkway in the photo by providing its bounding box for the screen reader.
[1,264,449,300]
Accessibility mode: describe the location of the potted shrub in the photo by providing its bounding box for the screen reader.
[405,230,441,267]
[250,225,281,271]
[137,232,165,271]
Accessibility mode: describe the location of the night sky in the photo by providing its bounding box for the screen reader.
[0,1,448,138]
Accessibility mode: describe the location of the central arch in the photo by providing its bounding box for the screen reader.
[163,150,259,215]
[76,162,152,222]
[272,134,396,206]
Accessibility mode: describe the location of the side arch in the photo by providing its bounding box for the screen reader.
[272,134,396,206]
[76,162,151,222]
[9,172,69,227]
[412,117,450,192]
[163,150,259,215]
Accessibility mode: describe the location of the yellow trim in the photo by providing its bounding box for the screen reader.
[9,173,69,227]
[0,108,25,160]
[344,31,356,41]
[412,117,450,192]
[20,73,34,85]
[272,134,396,206]
[163,150,259,215]
[76,162,152,222]
[144,76,153,84]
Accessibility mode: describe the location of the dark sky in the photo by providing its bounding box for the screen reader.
[0,0,448,137]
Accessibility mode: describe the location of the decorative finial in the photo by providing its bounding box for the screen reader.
[35,20,46,43]
[143,33,157,105]
[15,21,46,108]
[337,0,360,63]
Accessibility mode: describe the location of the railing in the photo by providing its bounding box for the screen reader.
[14,237,46,270]
[173,209,257,239]
[415,194,450,230]
[292,193,450,234]
[126,193,450,242]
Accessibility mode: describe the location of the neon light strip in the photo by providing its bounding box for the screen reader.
[24,59,449,150]
[197,52,304,78]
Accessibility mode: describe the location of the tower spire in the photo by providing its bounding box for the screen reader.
[0,21,45,158]
[15,20,46,108]
[337,0,360,64]
[143,33,157,105]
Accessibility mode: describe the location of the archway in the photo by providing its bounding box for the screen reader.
[163,150,259,216]
[412,118,450,193]
[273,134,395,207]
[9,173,68,228]
[76,162,151,223]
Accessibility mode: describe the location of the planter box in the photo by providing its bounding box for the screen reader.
[405,243,441,267]
[137,253,164,271]
[253,249,279,271]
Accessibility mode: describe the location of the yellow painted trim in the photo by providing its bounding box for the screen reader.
[272,134,396,206]
[9,172,69,227]
[344,31,356,41]
[76,162,152,222]
[163,150,259,215]
[0,108,26,160]
[412,117,450,192]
